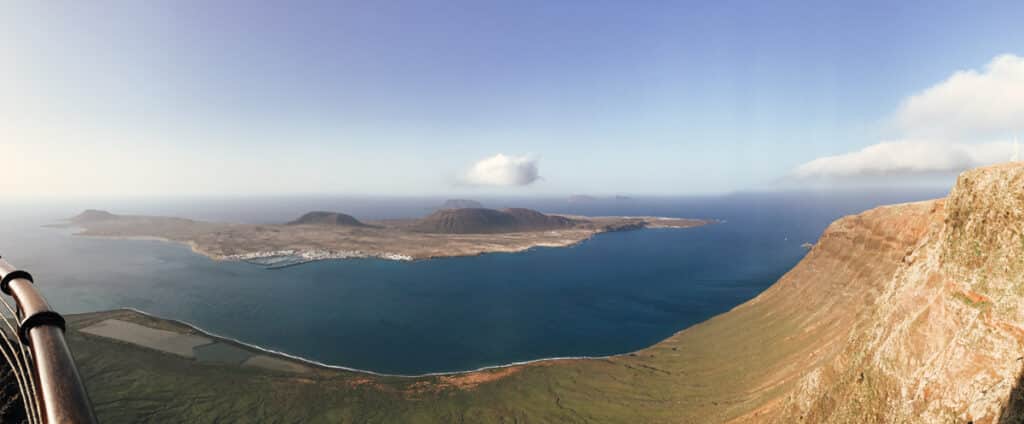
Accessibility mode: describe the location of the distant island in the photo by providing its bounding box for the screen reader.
[568,194,632,203]
[436,198,484,210]
[58,208,710,267]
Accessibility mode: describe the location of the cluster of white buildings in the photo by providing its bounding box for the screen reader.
[223,249,414,266]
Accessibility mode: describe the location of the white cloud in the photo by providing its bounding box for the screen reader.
[792,54,1024,179]
[462,154,541,186]
[792,141,1013,178]
[895,54,1024,140]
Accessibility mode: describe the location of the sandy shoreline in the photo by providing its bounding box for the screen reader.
[114,307,613,378]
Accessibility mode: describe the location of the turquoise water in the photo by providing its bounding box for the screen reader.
[0,191,943,374]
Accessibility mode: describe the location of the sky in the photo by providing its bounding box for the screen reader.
[3,1,1024,197]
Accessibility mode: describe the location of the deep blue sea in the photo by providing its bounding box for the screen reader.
[0,190,944,374]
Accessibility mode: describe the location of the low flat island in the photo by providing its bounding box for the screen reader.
[57,208,711,266]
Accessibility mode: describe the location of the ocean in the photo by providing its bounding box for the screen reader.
[0,190,945,374]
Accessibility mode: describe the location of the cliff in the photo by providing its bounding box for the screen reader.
[753,162,1024,423]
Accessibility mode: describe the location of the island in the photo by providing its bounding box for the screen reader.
[56,208,710,267]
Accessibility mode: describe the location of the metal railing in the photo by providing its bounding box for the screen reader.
[0,257,96,424]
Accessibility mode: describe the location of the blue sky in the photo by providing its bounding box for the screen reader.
[3,1,1024,196]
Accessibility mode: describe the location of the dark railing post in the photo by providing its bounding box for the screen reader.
[0,258,97,424]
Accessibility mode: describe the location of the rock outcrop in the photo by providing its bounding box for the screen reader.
[754,162,1024,423]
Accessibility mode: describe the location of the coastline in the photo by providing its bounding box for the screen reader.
[73,231,588,267]
[114,307,617,378]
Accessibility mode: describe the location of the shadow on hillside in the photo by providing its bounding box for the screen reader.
[999,367,1024,424]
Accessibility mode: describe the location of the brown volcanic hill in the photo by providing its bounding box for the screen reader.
[408,208,576,234]
[502,208,575,228]
[286,211,367,227]
[70,209,118,223]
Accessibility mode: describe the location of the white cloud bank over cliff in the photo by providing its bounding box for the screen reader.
[792,141,1014,178]
[792,54,1024,179]
[461,154,541,186]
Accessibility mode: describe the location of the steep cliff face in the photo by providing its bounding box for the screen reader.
[760,163,1024,423]
[666,197,944,422]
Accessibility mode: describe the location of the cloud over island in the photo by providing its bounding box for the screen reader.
[792,54,1024,179]
[461,154,541,187]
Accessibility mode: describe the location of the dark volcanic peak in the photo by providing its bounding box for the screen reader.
[287,211,367,227]
[409,208,576,234]
[438,199,484,210]
[71,209,118,223]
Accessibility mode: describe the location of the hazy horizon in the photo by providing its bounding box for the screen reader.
[1,187,948,226]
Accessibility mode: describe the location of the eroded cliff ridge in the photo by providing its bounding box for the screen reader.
[758,162,1024,423]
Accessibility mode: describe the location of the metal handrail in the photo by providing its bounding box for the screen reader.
[0,258,97,424]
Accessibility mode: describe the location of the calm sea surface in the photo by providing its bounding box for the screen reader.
[0,191,943,374]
